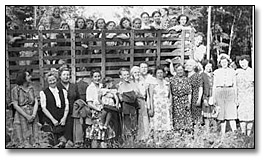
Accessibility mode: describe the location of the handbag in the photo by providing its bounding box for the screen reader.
[103,104,119,112]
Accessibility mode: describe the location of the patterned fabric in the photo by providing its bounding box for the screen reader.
[150,80,172,131]
[236,67,254,121]
[189,73,203,123]
[137,98,150,141]
[170,76,193,131]
[11,85,39,144]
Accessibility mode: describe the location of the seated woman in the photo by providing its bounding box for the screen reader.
[40,71,69,147]
[11,69,39,146]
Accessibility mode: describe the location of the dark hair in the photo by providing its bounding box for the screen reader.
[52,7,61,18]
[132,18,141,24]
[90,69,101,78]
[101,76,114,88]
[75,17,86,29]
[95,18,106,29]
[119,67,130,76]
[161,8,169,16]
[86,19,94,29]
[174,63,184,70]
[237,55,251,63]
[153,66,164,77]
[195,32,205,38]
[201,59,214,70]
[60,22,70,30]
[119,17,131,29]
[152,11,161,18]
[16,69,32,86]
[177,14,189,25]
[140,12,150,18]
[106,21,116,29]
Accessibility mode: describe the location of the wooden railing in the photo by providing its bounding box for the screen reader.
[6,29,195,102]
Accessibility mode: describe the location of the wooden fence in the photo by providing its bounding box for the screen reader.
[6,29,195,102]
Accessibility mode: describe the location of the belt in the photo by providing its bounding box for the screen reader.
[216,86,233,88]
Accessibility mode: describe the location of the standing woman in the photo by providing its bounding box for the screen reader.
[56,65,80,144]
[11,69,39,145]
[40,71,69,147]
[149,66,173,142]
[201,60,215,131]
[130,66,150,141]
[85,70,115,148]
[170,64,193,132]
[213,54,237,134]
[236,55,254,136]
[185,59,203,125]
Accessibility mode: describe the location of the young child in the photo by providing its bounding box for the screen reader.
[99,77,119,129]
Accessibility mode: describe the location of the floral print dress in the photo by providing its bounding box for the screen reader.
[170,76,193,131]
[236,67,254,121]
[150,80,172,131]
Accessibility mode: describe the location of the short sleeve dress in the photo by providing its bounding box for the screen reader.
[170,76,193,131]
[11,85,39,144]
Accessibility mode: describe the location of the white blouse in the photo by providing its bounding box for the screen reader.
[40,87,69,110]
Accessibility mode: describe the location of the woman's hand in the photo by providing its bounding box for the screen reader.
[51,118,59,126]
[148,108,154,117]
[203,99,209,107]
[59,117,67,126]
[196,100,201,107]
[26,115,35,123]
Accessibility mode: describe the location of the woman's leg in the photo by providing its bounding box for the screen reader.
[240,121,247,135]
[220,120,226,134]
[229,120,237,132]
[104,112,112,127]
[247,122,253,136]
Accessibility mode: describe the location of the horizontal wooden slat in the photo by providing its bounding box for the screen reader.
[9,56,39,61]
[75,63,102,67]
[43,46,71,51]
[8,47,38,52]
[75,54,101,59]
[9,64,39,70]
[106,62,131,67]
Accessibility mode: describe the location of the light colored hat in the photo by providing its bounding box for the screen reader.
[217,53,232,63]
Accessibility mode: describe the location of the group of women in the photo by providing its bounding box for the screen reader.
[10,52,254,148]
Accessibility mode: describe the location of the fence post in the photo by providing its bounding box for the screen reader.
[38,30,44,89]
[130,29,135,69]
[101,30,106,77]
[190,29,195,60]
[5,30,11,104]
[156,30,161,66]
[70,29,76,83]
[181,30,185,65]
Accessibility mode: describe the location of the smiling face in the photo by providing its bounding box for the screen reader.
[122,20,131,29]
[47,75,57,88]
[220,58,229,68]
[175,65,184,77]
[205,63,213,73]
[131,68,140,80]
[185,61,195,72]
[153,13,161,23]
[92,72,101,84]
[120,70,130,82]
[60,70,70,83]
[239,59,249,70]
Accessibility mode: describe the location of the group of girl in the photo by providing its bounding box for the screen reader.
[10,52,254,148]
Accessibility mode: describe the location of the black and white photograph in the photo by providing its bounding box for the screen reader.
[5,5,255,149]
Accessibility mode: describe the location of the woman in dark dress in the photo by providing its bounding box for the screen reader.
[56,65,80,145]
[185,59,203,125]
[170,64,193,132]
[40,71,69,147]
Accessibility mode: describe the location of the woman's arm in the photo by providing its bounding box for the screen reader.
[147,84,154,117]
[32,97,38,118]
[13,101,32,121]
